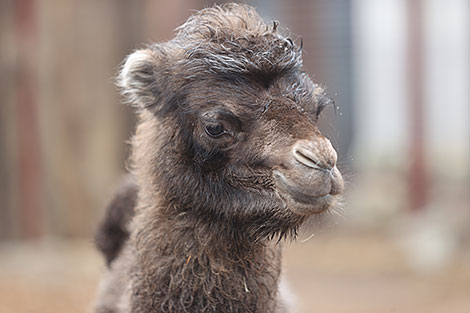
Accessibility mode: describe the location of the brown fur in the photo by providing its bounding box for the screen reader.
[94,4,343,313]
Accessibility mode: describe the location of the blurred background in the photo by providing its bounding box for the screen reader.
[0,0,468,312]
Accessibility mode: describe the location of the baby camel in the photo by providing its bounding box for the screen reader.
[94,4,343,313]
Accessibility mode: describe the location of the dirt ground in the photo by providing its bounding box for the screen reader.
[0,231,468,313]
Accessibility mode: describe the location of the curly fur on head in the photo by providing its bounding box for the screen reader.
[175,5,302,76]
[94,3,343,313]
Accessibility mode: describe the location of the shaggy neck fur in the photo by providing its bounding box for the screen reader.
[129,209,282,313]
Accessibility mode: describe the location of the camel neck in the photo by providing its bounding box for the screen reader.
[128,210,283,312]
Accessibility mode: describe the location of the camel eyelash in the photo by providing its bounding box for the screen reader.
[316,96,335,117]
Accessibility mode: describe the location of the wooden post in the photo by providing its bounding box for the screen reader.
[407,0,428,212]
[15,0,43,237]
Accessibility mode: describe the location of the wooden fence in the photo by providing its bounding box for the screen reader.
[0,0,353,239]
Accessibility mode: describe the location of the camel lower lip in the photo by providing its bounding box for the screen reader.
[273,171,334,213]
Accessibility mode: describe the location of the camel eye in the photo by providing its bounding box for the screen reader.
[204,123,225,138]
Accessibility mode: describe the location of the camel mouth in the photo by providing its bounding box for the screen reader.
[273,170,337,215]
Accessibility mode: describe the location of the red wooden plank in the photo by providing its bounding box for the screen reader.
[15,0,43,238]
[407,0,428,212]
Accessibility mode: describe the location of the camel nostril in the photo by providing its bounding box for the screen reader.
[292,140,337,172]
[293,146,332,171]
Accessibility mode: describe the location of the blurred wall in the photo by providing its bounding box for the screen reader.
[0,0,468,240]
[350,0,469,225]
[353,0,469,168]
[0,0,208,239]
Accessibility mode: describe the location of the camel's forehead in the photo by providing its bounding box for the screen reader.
[182,69,322,115]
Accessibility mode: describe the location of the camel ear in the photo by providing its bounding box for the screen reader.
[118,49,160,110]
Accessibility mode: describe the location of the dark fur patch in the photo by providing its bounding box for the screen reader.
[94,176,137,266]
